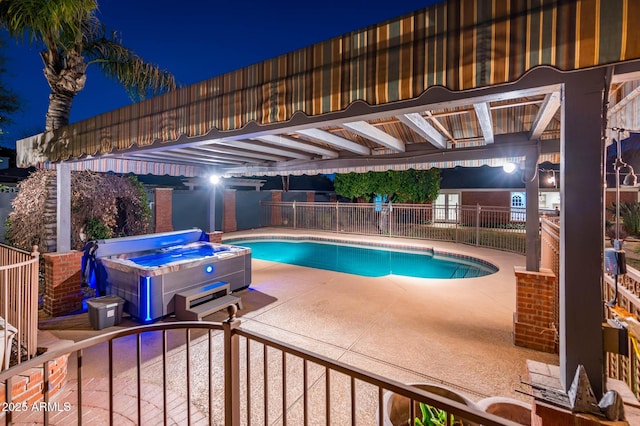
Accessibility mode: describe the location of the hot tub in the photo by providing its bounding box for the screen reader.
[83,229,251,321]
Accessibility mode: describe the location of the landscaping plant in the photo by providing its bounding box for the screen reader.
[5,169,151,252]
[334,169,440,203]
[414,402,463,426]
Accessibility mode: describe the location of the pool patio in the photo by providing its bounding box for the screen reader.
[39,229,559,414]
[219,229,558,401]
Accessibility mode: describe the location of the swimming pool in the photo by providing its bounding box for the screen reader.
[224,238,497,279]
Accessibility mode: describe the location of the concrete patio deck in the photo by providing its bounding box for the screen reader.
[29,230,560,424]
[220,230,559,400]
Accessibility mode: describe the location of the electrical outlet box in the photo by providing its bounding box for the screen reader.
[605,248,627,275]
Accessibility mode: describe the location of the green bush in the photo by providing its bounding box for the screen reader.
[334,169,440,203]
[85,218,112,240]
[6,170,152,252]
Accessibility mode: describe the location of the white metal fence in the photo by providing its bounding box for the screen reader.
[260,201,537,254]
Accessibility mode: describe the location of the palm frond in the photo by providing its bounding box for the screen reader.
[0,0,97,49]
[82,24,177,99]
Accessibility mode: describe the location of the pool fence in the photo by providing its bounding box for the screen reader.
[260,201,559,255]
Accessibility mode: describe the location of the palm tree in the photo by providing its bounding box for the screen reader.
[0,0,176,132]
[0,37,20,136]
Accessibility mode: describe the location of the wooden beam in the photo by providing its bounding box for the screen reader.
[342,121,405,152]
[214,140,313,160]
[181,146,284,162]
[473,102,494,144]
[297,128,371,155]
[256,135,339,158]
[397,113,447,149]
[529,92,561,140]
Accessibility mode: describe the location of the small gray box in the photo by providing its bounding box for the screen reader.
[87,295,125,330]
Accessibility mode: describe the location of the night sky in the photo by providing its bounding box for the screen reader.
[1,0,442,147]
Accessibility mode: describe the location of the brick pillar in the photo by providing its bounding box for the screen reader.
[43,251,84,316]
[272,191,283,225]
[154,188,173,233]
[222,189,237,232]
[513,266,558,353]
[306,191,315,202]
[207,231,224,244]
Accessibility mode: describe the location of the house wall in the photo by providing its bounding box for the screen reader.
[605,189,638,208]
[461,191,510,207]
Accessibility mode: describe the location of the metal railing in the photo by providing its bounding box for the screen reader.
[261,201,541,254]
[0,244,39,367]
[538,216,640,402]
[0,314,517,425]
[604,267,640,400]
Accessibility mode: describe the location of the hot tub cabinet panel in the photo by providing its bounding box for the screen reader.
[100,249,250,321]
[85,229,251,321]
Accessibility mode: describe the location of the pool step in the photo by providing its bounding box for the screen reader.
[174,281,243,321]
[452,265,470,278]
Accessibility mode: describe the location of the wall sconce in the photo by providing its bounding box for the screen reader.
[622,163,637,187]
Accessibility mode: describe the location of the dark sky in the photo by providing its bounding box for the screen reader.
[1,0,442,147]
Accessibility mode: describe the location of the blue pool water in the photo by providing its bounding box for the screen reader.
[226,239,496,279]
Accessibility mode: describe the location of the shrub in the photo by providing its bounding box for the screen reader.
[6,170,151,252]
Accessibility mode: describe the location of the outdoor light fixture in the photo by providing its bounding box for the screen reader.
[539,168,558,188]
[622,164,638,187]
[502,162,517,174]
[209,174,221,185]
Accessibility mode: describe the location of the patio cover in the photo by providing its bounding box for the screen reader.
[16,0,640,177]
[14,0,640,403]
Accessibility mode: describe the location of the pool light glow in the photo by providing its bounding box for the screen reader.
[145,276,152,321]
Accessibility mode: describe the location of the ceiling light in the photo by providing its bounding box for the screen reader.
[502,162,517,174]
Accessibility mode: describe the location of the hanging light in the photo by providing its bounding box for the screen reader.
[623,164,637,186]
[548,173,556,185]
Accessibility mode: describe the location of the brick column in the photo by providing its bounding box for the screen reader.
[513,266,557,353]
[223,189,237,232]
[43,251,84,316]
[154,188,173,233]
[0,354,69,406]
[272,191,282,225]
[306,191,315,202]
[207,231,224,244]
